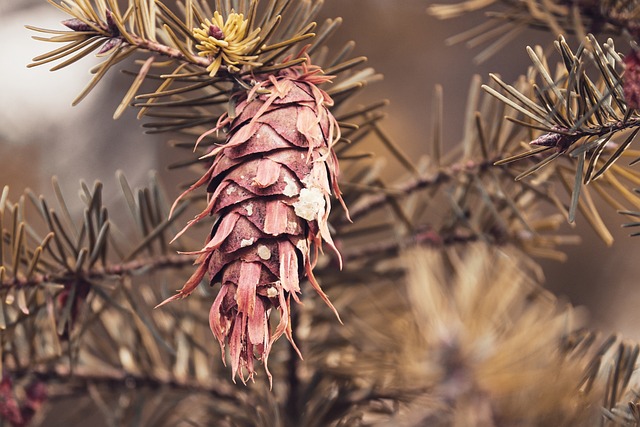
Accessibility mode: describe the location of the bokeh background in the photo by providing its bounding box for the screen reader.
[1,0,638,342]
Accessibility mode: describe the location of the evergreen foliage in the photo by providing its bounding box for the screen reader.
[4,0,640,425]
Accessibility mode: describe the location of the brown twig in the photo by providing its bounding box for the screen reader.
[339,158,500,225]
[11,364,242,401]
[0,254,198,291]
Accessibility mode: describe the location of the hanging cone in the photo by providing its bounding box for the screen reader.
[160,57,346,383]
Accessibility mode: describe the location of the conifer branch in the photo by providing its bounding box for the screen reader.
[28,0,379,133]
[13,1,640,425]
[334,74,583,262]
[428,1,640,62]
[477,35,640,242]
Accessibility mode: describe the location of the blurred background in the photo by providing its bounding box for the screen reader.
[1,0,638,341]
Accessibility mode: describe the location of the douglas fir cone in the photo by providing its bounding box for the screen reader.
[160,55,346,383]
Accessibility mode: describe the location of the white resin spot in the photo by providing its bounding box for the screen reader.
[257,244,271,260]
[240,238,254,248]
[267,287,278,298]
[283,175,298,197]
[293,187,325,221]
[226,186,236,195]
[245,202,254,216]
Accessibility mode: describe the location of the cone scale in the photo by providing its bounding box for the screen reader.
[160,61,345,382]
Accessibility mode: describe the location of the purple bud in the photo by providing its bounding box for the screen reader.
[530,132,563,147]
[98,37,123,54]
[105,9,120,37]
[530,131,579,153]
[624,49,640,110]
[209,25,224,40]
[62,18,94,32]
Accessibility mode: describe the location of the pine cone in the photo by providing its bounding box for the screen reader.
[160,59,346,383]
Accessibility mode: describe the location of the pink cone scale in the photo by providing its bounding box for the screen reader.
[158,56,347,383]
